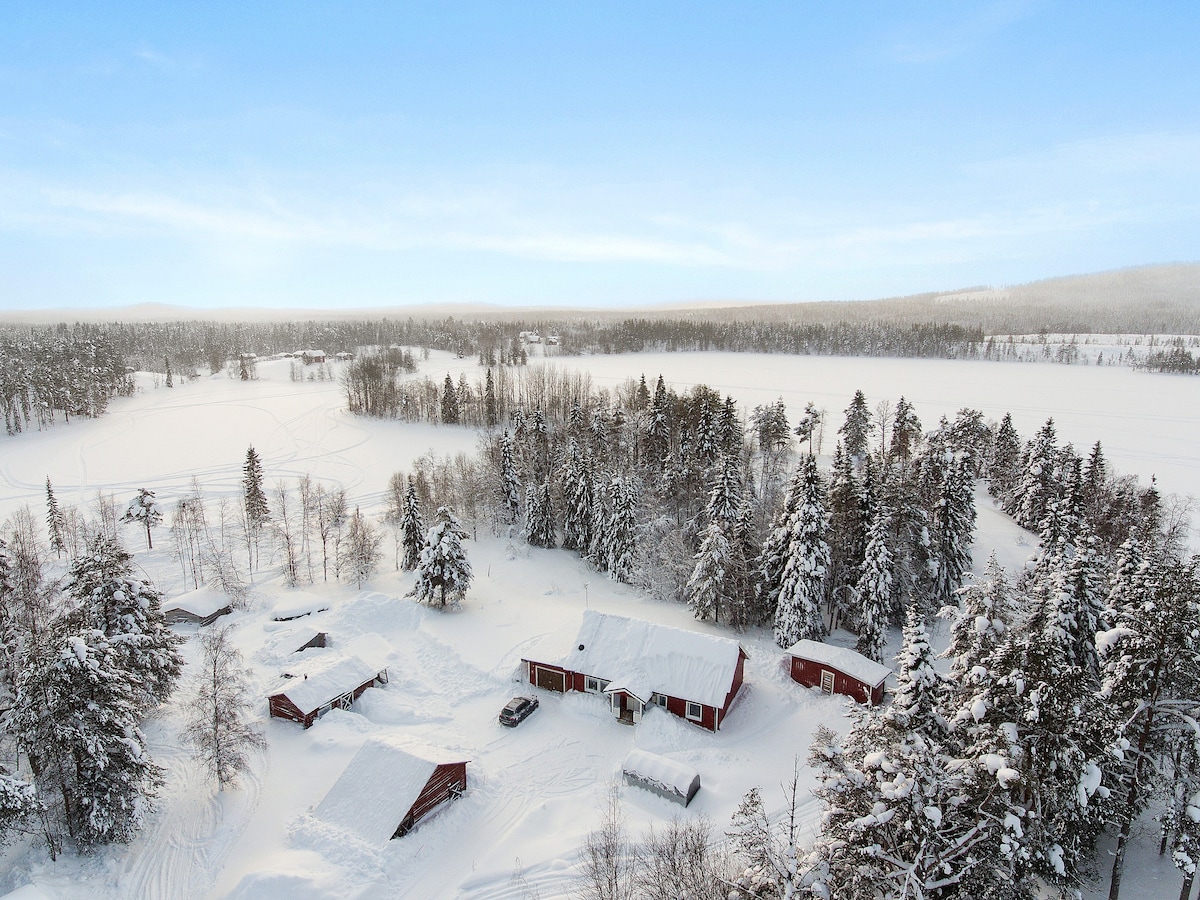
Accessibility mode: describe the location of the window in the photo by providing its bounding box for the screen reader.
[686,701,703,720]
[652,693,668,708]
[586,676,600,693]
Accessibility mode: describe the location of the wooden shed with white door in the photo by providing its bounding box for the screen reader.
[786,639,890,706]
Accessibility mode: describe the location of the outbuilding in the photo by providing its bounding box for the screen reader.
[786,639,891,706]
[622,749,701,807]
[267,653,388,727]
[162,586,233,626]
[314,739,468,841]
[521,610,748,732]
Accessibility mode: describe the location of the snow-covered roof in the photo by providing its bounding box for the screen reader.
[314,738,465,844]
[622,749,699,796]
[269,653,382,715]
[270,592,331,621]
[562,611,745,708]
[786,639,891,687]
[163,585,232,618]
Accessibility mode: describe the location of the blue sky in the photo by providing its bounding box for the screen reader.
[1,2,1197,310]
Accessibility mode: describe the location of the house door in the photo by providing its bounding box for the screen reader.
[820,670,835,694]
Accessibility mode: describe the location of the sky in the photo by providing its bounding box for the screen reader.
[1,1,1198,311]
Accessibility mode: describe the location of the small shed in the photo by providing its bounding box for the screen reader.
[163,586,233,626]
[786,639,891,706]
[315,739,467,841]
[270,592,331,622]
[268,654,388,728]
[300,349,327,364]
[622,749,700,807]
[292,629,328,653]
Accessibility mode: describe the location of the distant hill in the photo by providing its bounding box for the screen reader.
[2,262,1198,334]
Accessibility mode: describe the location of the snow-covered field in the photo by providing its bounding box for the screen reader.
[0,352,1195,899]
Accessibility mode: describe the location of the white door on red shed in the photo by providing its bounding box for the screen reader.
[820,670,835,694]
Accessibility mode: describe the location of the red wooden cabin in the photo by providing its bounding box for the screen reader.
[268,654,388,728]
[786,639,890,706]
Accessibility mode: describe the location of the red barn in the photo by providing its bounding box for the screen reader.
[267,654,388,728]
[522,610,748,732]
[786,639,890,706]
[315,739,468,841]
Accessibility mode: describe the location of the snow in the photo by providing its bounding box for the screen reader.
[621,748,700,799]
[561,609,745,707]
[0,351,1193,900]
[312,738,464,844]
[786,639,892,688]
[163,585,233,619]
[269,653,383,716]
[270,592,332,622]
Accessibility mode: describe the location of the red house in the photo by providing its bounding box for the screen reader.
[786,639,891,706]
[267,654,388,728]
[314,739,468,841]
[521,610,748,732]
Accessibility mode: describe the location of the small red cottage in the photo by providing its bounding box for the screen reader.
[521,610,748,732]
[786,639,891,706]
[314,739,468,841]
[267,653,388,728]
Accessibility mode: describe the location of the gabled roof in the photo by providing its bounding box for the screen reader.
[314,739,465,844]
[269,653,381,715]
[163,585,232,618]
[562,611,746,708]
[622,748,699,796]
[786,639,891,688]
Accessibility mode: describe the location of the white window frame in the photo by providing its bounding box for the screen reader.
[686,700,703,721]
[585,676,610,694]
[653,693,668,709]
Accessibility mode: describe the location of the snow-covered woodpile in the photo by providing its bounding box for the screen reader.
[621,749,701,807]
[522,610,748,731]
[314,739,467,842]
[162,585,233,626]
[267,653,388,728]
[786,639,891,705]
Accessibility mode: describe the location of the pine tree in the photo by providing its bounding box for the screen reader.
[441,373,460,424]
[45,478,65,559]
[242,446,269,571]
[854,503,894,664]
[603,476,639,584]
[757,461,805,622]
[929,455,976,613]
[888,395,922,466]
[773,455,831,648]
[988,411,1022,501]
[340,507,382,588]
[15,605,163,847]
[164,356,173,388]
[400,479,425,571]
[1011,418,1060,530]
[525,480,557,548]
[412,506,473,608]
[827,443,865,608]
[484,368,498,428]
[183,625,265,791]
[1100,553,1200,900]
[121,487,162,550]
[499,429,520,525]
[560,441,595,553]
[686,520,735,624]
[793,401,821,455]
[705,453,743,527]
[838,389,872,461]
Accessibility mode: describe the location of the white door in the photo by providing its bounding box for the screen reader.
[820,670,835,694]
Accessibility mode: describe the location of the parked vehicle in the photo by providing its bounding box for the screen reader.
[499,695,539,727]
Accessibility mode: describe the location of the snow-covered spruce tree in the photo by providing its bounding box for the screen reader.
[928,454,976,614]
[45,477,65,558]
[727,765,805,898]
[988,411,1022,502]
[888,395,922,467]
[686,520,736,625]
[890,603,947,736]
[773,454,831,648]
[183,625,265,792]
[960,584,1112,893]
[67,535,183,713]
[400,479,425,571]
[854,502,894,664]
[0,770,42,850]
[1010,418,1060,529]
[645,375,673,470]
[340,507,382,588]
[793,400,821,456]
[757,459,806,623]
[483,367,498,428]
[826,443,865,612]
[838,389,872,462]
[560,441,595,553]
[412,506,473,608]
[728,499,760,630]
[121,487,162,550]
[14,604,163,847]
[1099,553,1200,900]
[242,445,269,570]
[603,475,639,584]
[525,479,557,548]
[441,373,460,424]
[940,552,1016,691]
[499,429,521,526]
[706,452,744,527]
